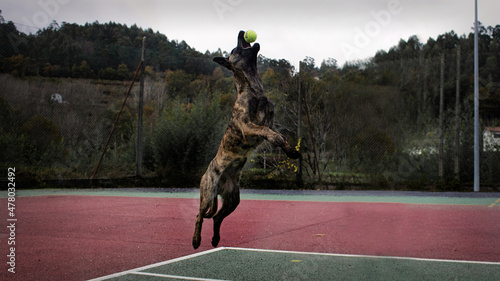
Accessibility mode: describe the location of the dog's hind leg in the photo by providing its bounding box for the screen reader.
[211,176,240,247]
[193,171,217,249]
[192,197,209,249]
[193,163,223,249]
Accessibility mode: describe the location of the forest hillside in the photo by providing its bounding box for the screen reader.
[1,19,499,190]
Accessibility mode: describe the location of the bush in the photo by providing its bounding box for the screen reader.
[21,115,63,165]
[146,99,228,184]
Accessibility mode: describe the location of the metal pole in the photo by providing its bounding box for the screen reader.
[439,54,445,180]
[298,62,302,143]
[473,0,480,192]
[91,61,144,180]
[454,45,461,182]
[136,36,146,177]
[263,150,266,174]
[297,61,303,185]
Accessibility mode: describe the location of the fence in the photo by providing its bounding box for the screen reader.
[292,50,500,190]
[1,36,499,191]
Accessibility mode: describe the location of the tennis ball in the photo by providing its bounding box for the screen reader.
[244,30,257,43]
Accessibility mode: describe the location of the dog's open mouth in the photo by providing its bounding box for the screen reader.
[241,40,251,49]
[237,30,256,50]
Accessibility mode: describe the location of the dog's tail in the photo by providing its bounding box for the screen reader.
[203,196,218,218]
[200,162,220,219]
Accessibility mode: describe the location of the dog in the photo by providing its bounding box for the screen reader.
[192,31,301,249]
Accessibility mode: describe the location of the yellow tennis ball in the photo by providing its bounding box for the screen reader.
[244,30,257,43]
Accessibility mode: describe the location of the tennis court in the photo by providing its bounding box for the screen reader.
[91,247,500,281]
[1,188,499,280]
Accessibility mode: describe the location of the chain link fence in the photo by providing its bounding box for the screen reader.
[1,34,499,190]
[288,51,500,191]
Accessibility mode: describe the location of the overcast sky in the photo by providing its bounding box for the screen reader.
[3,0,498,67]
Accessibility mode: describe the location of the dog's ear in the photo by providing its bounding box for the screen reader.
[213,57,232,70]
[237,30,251,49]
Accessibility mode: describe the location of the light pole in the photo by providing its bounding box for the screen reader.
[473,0,480,192]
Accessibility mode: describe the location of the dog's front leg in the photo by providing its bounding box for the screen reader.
[242,123,301,159]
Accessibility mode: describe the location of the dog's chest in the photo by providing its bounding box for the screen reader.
[223,95,274,151]
[247,95,274,126]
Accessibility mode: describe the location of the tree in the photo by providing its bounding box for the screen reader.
[165,69,192,100]
[319,58,338,74]
[116,63,131,80]
[0,21,28,57]
[79,60,95,78]
[2,54,37,76]
[98,66,118,80]
[300,56,317,74]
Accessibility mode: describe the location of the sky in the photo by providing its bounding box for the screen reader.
[2,0,498,68]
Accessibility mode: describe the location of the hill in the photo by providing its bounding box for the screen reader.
[0,20,223,78]
[0,19,499,188]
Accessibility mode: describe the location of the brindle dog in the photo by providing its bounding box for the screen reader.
[192,31,301,249]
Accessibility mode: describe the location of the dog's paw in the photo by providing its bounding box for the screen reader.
[211,235,220,247]
[282,144,301,159]
[287,149,302,159]
[192,237,201,249]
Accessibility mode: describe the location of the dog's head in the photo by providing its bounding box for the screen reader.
[213,30,260,75]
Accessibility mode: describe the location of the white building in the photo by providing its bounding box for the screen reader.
[483,127,500,152]
[51,93,63,103]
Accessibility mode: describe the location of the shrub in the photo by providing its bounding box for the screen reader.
[21,115,63,165]
[147,99,228,183]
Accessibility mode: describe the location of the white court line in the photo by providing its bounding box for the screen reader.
[130,271,231,281]
[225,247,500,266]
[86,247,225,281]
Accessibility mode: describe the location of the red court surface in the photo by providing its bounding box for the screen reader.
[1,192,500,280]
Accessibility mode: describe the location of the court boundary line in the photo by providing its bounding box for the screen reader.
[87,247,224,281]
[488,198,500,207]
[225,247,500,266]
[88,246,500,281]
[130,271,231,281]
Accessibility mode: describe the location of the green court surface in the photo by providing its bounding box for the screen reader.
[90,247,500,281]
[12,188,500,206]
